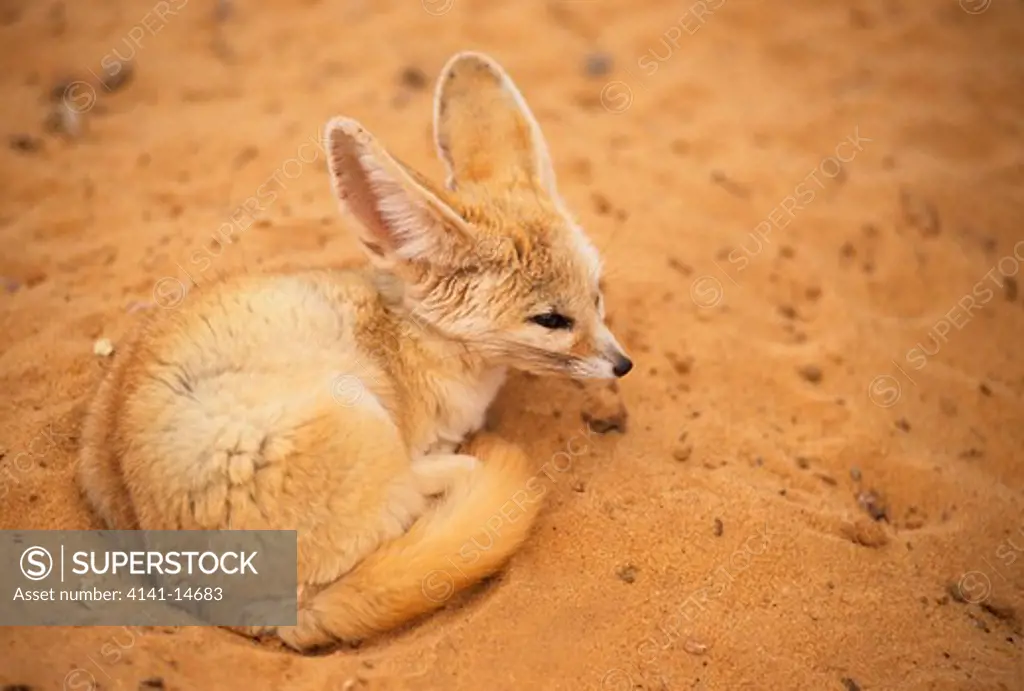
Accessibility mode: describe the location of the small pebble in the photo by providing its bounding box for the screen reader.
[232,145,259,169]
[683,638,709,655]
[8,134,42,153]
[968,612,991,633]
[857,489,888,521]
[709,170,750,198]
[1004,276,1018,302]
[584,51,613,77]
[215,0,233,21]
[666,351,693,375]
[672,444,692,462]
[399,66,428,90]
[93,338,115,357]
[615,564,637,584]
[591,192,613,216]
[798,365,823,384]
[713,518,723,536]
[98,59,135,93]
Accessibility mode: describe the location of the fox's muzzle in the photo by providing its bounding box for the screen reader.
[596,324,633,378]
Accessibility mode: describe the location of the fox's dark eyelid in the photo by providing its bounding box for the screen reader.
[529,312,574,330]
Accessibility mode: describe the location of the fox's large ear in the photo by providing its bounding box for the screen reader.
[325,117,473,267]
[433,51,559,198]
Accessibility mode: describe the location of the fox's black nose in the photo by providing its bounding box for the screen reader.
[613,355,633,378]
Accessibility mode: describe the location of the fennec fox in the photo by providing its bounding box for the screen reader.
[77,51,632,650]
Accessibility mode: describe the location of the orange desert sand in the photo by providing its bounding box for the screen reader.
[1,1,1023,689]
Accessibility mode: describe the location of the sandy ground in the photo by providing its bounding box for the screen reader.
[2,0,1023,689]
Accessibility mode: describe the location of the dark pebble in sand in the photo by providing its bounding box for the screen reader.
[798,365,823,384]
[399,66,428,90]
[584,52,613,77]
[857,489,888,521]
[100,60,135,92]
[8,134,42,153]
[615,564,637,584]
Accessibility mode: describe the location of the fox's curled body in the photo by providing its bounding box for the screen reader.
[77,52,631,651]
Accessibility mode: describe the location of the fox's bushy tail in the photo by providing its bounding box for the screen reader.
[279,435,542,650]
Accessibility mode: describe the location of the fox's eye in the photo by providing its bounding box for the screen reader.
[529,312,574,330]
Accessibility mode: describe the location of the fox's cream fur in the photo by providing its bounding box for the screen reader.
[76,52,632,651]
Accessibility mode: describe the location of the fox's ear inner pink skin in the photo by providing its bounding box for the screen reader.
[324,117,475,268]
